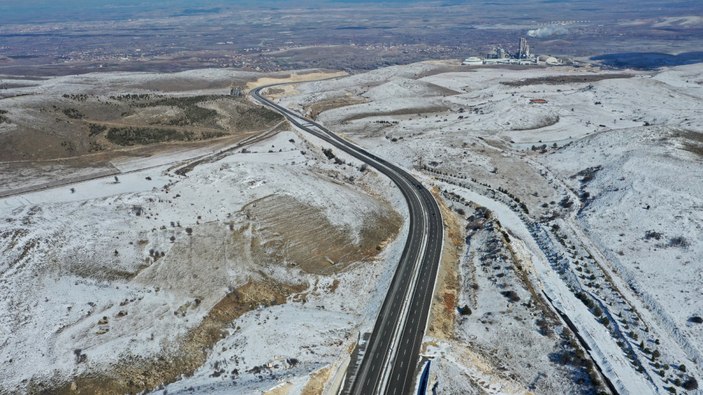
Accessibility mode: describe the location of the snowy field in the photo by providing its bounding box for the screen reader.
[283,61,703,394]
[2,60,702,394]
[0,125,408,393]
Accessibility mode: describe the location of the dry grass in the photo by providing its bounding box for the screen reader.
[28,188,399,393]
[306,95,369,119]
[413,62,474,79]
[500,225,561,326]
[674,130,703,157]
[341,106,449,123]
[501,73,634,87]
[0,95,282,162]
[426,187,463,339]
[300,366,332,395]
[241,194,403,275]
[245,71,348,92]
[682,143,703,156]
[264,382,294,395]
[36,279,306,395]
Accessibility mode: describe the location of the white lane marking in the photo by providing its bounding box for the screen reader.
[260,101,441,394]
[374,173,429,394]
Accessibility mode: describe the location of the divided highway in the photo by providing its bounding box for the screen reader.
[252,86,444,394]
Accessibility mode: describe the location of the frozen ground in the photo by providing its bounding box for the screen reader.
[283,61,703,393]
[0,125,408,393]
[3,60,702,394]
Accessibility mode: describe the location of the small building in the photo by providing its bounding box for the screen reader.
[545,57,560,65]
[462,56,483,65]
[538,55,561,65]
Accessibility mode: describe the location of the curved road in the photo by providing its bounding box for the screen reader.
[252,86,444,395]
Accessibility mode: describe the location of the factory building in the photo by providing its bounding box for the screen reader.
[464,37,563,66]
[518,37,530,59]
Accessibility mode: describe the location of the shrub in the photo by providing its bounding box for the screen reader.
[599,316,609,326]
[500,290,520,303]
[73,349,87,364]
[457,305,472,316]
[63,108,84,119]
[644,230,663,241]
[559,196,573,208]
[322,148,335,160]
[106,126,194,146]
[683,377,698,391]
[668,236,689,248]
[592,306,603,317]
[88,123,107,136]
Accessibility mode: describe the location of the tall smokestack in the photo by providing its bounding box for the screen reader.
[518,37,528,59]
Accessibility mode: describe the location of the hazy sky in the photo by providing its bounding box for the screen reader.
[2,1,428,24]
[1,0,701,24]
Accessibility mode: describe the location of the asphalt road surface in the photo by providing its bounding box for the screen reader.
[252,86,444,395]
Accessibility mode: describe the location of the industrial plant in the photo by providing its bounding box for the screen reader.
[462,37,562,66]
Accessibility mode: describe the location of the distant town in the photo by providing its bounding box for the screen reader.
[0,2,699,76]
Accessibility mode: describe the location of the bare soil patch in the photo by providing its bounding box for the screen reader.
[413,63,474,79]
[241,194,403,274]
[427,187,463,339]
[301,366,332,394]
[501,73,633,87]
[36,279,307,395]
[0,133,259,197]
[127,76,253,93]
[341,106,449,123]
[264,382,294,395]
[307,96,369,119]
[245,71,347,92]
[674,129,703,157]
[0,94,282,162]
[510,114,560,131]
[415,80,463,97]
